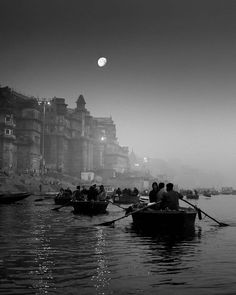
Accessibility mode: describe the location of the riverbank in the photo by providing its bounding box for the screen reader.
[0,171,79,195]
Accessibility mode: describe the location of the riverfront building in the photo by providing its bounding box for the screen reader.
[0,86,129,181]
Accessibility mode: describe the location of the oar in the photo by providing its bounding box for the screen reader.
[107,200,127,210]
[51,200,72,211]
[96,201,160,226]
[180,198,229,227]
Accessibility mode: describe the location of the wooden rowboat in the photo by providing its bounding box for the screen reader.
[113,194,139,204]
[72,201,108,215]
[131,207,197,231]
[0,192,31,204]
[54,192,72,205]
[203,193,211,198]
[186,193,199,200]
[186,190,199,200]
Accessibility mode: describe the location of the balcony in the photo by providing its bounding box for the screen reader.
[4,120,16,127]
[2,133,16,140]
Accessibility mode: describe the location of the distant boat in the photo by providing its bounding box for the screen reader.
[72,201,108,215]
[54,191,72,205]
[42,191,59,199]
[186,190,199,200]
[0,192,31,204]
[113,193,139,204]
[203,193,211,198]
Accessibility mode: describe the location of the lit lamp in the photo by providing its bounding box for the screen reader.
[143,157,148,163]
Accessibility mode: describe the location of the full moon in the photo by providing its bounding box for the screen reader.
[98,57,107,67]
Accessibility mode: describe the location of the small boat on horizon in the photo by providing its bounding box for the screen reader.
[0,192,31,204]
[113,193,139,204]
[203,193,211,198]
[185,190,199,200]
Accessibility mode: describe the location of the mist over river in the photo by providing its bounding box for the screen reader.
[0,195,236,295]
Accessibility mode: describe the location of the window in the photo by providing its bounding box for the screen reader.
[35,136,40,144]
[5,115,12,123]
[5,129,13,135]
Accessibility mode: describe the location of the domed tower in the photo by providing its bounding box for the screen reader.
[76,95,86,111]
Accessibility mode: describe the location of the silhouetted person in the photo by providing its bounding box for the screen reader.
[57,187,64,198]
[133,187,139,196]
[116,187,122,196]
[160,183,183,210]
[123,188,128,195]
[87,184,98,201]
[98,185,107,201]
[81,186,88,199]
[72,186,83,201]
[157,182,165,202]
[65,187,72,196]
[149,182,159,203]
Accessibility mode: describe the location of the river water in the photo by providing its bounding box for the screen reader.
[0,194,236,295]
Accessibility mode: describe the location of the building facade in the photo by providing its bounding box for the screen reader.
[0,86,129,180]
[0,87,41,174]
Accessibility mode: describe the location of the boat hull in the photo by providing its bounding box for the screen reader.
[72,201,108,214]
[203,193,211,198]
[132,208,197,231]
[186,195,199,200]
[113,194,139,204]
[54,197,72,205]
[0,192,31,204]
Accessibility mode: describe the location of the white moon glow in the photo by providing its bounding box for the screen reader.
[98,57,107,67]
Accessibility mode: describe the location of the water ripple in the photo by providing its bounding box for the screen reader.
[0,195,236,294]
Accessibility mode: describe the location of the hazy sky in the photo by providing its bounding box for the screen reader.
[1,0,236,182]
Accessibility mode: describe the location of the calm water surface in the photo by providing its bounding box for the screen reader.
[0,194,236,294]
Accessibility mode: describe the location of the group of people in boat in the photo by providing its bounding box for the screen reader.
[115,187,139,196]
[56,184,108,202]
[148,182,183,210]
[55,181,183,210]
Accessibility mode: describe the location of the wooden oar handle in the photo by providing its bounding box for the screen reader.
[96,201,161,226]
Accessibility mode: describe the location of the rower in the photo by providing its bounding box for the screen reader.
[72,186,84,201]
[98,185,107,201]
[149,182,159,203]
[160,183,183,210]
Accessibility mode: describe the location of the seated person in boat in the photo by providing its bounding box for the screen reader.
[98,185,107,201]
[116,187,122,196]
[72,186,84,201]
[87,184,99,201]
[65,187,72,196]
[56,188,65,198]
[127,188,132,195]
[156,182,165,202]
[81,186,88,199]
[160,183,183,210]
[133,187,139,196]
[122,188,128,195]
[149,182,159,203]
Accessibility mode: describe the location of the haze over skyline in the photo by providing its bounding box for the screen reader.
[1,0,236,185]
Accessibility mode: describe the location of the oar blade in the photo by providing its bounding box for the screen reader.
[51,200,72,211]
[51,207,60,211]
[96,220,115,226]
[219,222,230,227]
